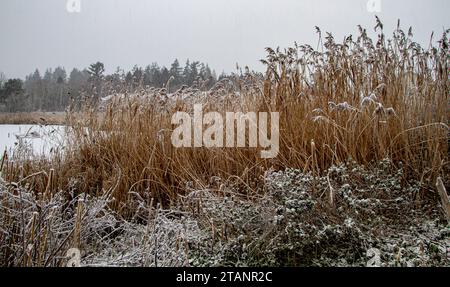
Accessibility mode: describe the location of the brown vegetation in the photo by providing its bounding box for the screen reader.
[0,112,65,125]
[0,20,449,266]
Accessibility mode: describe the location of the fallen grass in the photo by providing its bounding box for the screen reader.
[1,159,448,267]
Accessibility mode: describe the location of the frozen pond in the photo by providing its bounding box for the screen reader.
[0,124,66,158]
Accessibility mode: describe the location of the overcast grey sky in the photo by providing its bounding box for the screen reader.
[0,0,448,79]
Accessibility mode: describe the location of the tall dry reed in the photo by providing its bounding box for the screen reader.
[4,20,449,211]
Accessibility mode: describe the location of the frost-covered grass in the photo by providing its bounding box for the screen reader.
[1,160,448,267]
[185,159,448,267]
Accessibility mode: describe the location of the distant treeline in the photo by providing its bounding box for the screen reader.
[0,59,224,112]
